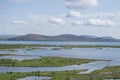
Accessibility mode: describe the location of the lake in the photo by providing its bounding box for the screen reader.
[0,41,120,45]
[0,48,120,60]
[0,41,120,74]
[17,76,52,80]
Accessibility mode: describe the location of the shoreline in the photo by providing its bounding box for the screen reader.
[0,66,119,80]
[0,56,97,67]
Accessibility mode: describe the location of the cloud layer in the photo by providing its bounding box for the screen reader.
[29,11,119,27]
[66,11,85,18]
[49,18,66,25]
[12,20,26,24]
[87,19,114,26]
[65,0,98,9]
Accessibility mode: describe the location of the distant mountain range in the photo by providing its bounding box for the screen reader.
[0,35,17,40]
[1,34,119,42]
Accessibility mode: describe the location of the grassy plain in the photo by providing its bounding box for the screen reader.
[0,57,96,67]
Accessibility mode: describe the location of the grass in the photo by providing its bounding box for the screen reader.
[0,44,48,51]
[0,70,84,80]
[51,48,61,50]
[89,66,120,80]
[0,57,96,67]
[0,44,120,51]
[0,54,12,56]
[0,66,119,80]
[0,54,18,56]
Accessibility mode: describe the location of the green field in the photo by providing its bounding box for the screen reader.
[0,57,96,67]
[0,54,13,56]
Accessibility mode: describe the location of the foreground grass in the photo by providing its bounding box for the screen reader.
[0,70,84,80]
[89,66,120,80]
[0,57,96,67]
[0,66,119,80]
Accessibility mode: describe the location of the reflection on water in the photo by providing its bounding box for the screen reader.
[17,76,52,80]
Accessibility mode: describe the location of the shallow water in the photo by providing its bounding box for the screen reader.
[17,76,52,80]
[0,61,119,73]
[0,55,40,61]
[0,41,120,74]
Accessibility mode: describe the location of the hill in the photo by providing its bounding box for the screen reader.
[0,35,17,40]
[7,34,120,42]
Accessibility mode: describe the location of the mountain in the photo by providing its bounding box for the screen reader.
[0,35,17,40]
[7,34,120,42]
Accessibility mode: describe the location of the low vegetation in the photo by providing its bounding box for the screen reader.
[0,44,120,80]
[0,44,120,51]
[0,54,13,56]
[0,66,119,80]
[0,57,96,67]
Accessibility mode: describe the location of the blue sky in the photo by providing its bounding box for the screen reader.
[0,0,120,38]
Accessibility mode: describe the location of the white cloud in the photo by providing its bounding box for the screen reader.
[29,14,67,26]
[65,0,98,9]
[29,14,51,21]
[87,19,114,26]
[66,12,120,20]
[96,13,116,19]
[28,12,120,27]
[66,11,85,18]
[12,20,26,24]
[70,21,84,25]
[117,13,120,16]
[49,18,66,25]
[8,0,27,3]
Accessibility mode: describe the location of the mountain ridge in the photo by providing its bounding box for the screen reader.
[0,35,17,40]
[7,34,120,42]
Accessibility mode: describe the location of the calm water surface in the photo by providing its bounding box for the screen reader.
[0,41,120,45]
[17,76,52,80]
[0,41,120,74]
[0,48,120,60]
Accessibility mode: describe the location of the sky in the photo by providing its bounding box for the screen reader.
[0,0,120,38]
